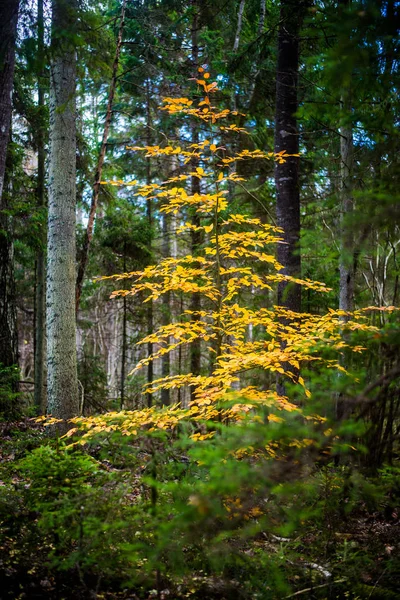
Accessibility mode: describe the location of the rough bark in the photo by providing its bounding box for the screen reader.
[46,0,79,419]
[274,0,307,312]
[34,0,47,413]
[0,0,19,375]
[76,0,126,312]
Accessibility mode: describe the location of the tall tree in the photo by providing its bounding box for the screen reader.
[189,0,202,400]
[233,0,246,53]
[274,0,309,312]
[161,211,171,407]
[46,0,79,419]
[145,79,153,408]
[34,0,47,413]
[338,0,354,314]
[0,0,20,378]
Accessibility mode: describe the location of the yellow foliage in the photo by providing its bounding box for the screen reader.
[44,70,398,444]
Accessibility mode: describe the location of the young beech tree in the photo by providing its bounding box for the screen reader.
[55,70,397,442]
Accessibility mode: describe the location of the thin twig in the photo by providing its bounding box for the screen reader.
[285,578,347,598]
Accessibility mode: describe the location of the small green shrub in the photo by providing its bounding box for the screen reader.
[0,364,21,420]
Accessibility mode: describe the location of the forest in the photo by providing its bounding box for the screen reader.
[0,0,399,598]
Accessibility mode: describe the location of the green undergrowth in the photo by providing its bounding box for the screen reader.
[0,408,399,599]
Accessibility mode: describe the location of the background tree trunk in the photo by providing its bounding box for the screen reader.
[274,0,309,395]
[274,0,306,312]
[336,0,354,424]
[161,212,171,406]
[146,79,153,408]
[189,0,202,401]
[338,96,354,313]
[258,0,266,36]
[34,0,47,414]
[0,0,19,378]
[338,0,354,315]
[46,0,79,420]
[233,0,246,52]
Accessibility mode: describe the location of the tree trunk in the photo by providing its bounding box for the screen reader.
[274,0,309,396]
[146,80,153,408]
[0,0,19,377]
[338,0,354,315]
[34,0,47,414]
[46,0,79,419]
[161,212,171,406]
[120,243,127,409]
[274,0,305,313]
[336,0,354,424]
[120,298,127,409]
[190,0,202,402]
[233,0,246,52]
[0,0,19,200]
[258,0,266,36]
[338,98,354,313]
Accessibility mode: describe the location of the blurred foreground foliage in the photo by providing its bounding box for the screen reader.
[0,390,399,599]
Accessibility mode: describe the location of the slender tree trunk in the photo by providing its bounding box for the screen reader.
[338,0,354,315]
[120,302,127,408]
[336,0,354,425]
[161,212,171,406]
[190,0,202,401]
[46,0,79,419]
[146,219,153,408]
[146,80,153,408]
[233,0,246,52]
[274,0,305,313]
[34,0,47,413]
[75,0,126,312]
[231,0,246,114]
[120,244,127,409]
[0,0,19,200]
[189,188,202,397]
[338,98,354,313]
[0,0,19,377]
[258,0,266,36]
